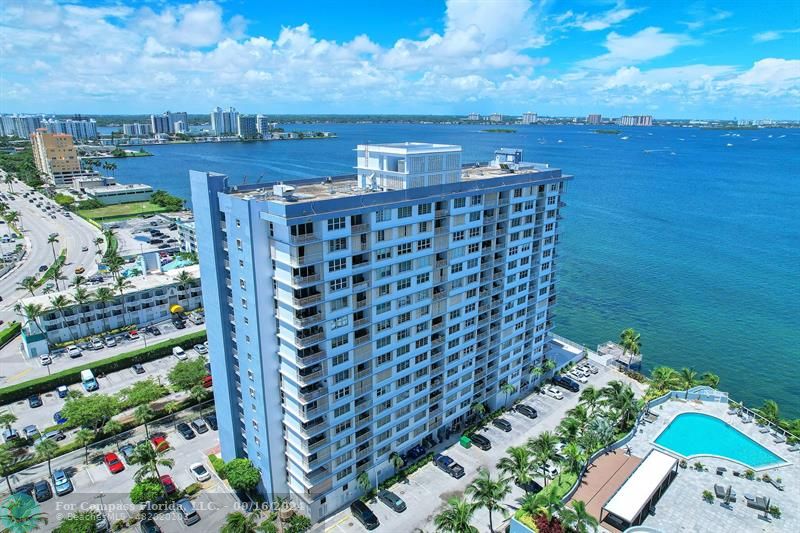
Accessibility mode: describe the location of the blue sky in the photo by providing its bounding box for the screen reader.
[1,0,798,118]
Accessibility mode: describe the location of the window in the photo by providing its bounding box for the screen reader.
[418,203,431,215]
[417,238,431,250]
[331,334,348,348]
[453,230,465,242]
[327,217,345,231]
[330,277,348,292]
[376,229,386,242]
[376,209,392,222]
[398,206,412,218]
[328,237,347,252]
[376,248,392,261]
[376,302,391,314]
[471,195,482,205]
[329,258,347,272]
[417,272,430,284]
[236,239,242,251]
[334,404,350,417]
[333,316,349,330]
[397,277,411,290]
[469,211,481,222]
[397,243,412,255]
[333,352,349,366]
[334,386,351,400]
[453,198,466,208]
[418,221,429,233]
[331,296,349,311]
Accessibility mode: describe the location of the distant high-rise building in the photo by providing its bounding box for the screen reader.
[42,117,98,140]
[619,115,652,126]
[171,112,189,133]
[150,114,171,135]
[587,114,602,125]
[522,112,537,125]
[123,123,151,136]
[30,128,94,187]
[466,112,481,121]
[190,141,569,521]
[256,114,270,135]
[0,114,43,138]
[237,115,258,138]
[488,113,503,122]
[210,106,238,135]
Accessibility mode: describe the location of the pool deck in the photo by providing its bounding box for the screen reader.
[625,399,798,532]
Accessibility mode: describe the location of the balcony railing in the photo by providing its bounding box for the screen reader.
[294,293,322,307]
[293,273,321,285]
[295,332,325,348]
[298,387,327,403]
[351,223,370,234]
[293,313,323,328]
[298,349,327,366]
[290,233,317,244]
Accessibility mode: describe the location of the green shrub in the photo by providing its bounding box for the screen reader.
[0,331,206,404]
[769,505,781,518]
[208,454,226,479]
[0,321,21,347]
[702,490,714,503]
[183,482,202,496]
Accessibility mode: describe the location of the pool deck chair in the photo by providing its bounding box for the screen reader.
[759,427,770,434]
[741,415,753,424]
[788,444,800,452]
[746,496,769,511]
[714,484,726,498]
[716,467,727,476]
[773,434,786,444]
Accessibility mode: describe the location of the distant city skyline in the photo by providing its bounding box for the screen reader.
[1,0,798,118]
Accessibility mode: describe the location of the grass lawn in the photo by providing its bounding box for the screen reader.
[78,201,168,221]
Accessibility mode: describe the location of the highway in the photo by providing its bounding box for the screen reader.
[0,177,103,324]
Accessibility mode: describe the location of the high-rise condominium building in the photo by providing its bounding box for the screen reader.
[123,123,151,136]
[237,115,258,138]
[522,112,538,125]
[256,114,270,135]
[488,113,503,122]
[210,106,239,135]
[619,115,652,126]
[30,128,93,187]
[190,142,569,520]
[42,117,98,140]
[587,114,602,125]
[466,112,481,121]
[150,111,189,134]
[0,114,42,138]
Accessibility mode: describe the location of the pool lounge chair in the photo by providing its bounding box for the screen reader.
[767,478,784,491]
[716,467,727,476]
[714,484,726,499]
[759,427,770,434]
[741,415,753,424]
[727,407,738,415]
[774,434,786,444]
[788,444,800,452]
[746,496,769,511]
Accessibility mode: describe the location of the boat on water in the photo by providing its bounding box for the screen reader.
[620,136,629,140]
[557,139,563,143]
[726,143,733,147]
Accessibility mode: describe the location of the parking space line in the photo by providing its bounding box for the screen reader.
[324,514,351,532]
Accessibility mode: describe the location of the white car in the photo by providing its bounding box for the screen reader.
[172,346,187,360]
[189,462,211,482]
[569,372,588,384]
[65,345,82,358]
[39,354,52,366]
[543,386,564,400]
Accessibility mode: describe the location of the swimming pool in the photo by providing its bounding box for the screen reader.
[654,413,785,469]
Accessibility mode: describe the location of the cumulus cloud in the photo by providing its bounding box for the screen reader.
[558,2,643,32]
[579,27,697,70]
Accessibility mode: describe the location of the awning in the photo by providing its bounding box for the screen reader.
[170,304,184,314]
[603,449,677,524]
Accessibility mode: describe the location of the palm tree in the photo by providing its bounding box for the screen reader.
[701,372,720,389]
[356,470,371,494]
[542,358,556,379]
[560,500,598,533]
[560,442,585,476]
[176,270,196,301]
[131,442,174,488]
[50,294,78,341]
[94,237,105,254]
[582,416,615,452]
[135,405,156,439]
[465,468,510,533]
[566,404,589,428]
[93,287,115,332]
[0,487,48,531]
[0,411,17,433]
[496,445,533,491]
[678,368,698,398]
[51,262,67,291]
[650,366,679,392]
[619,328,641,366]
[433,497,478,533]
[0,447,16,492]
[73,286,92,337]
[758,400,779,423]
[114,276,134,326]
[108,162,117,177]
[47,234,60,262]
[528,431,559,485]
[4,174,15,193]
[529,365,544,384]
[71,274,87,289]
[35,438,60,477]
[601,381,639,430]
[105,250,123,278]
[389,452,405,473]
[75,428,94,464]
[557,416,582,444]
[5,210,19,228]
[520,489,563,524]
[221,511,265,533]
[17,276,37,296]
[20,302,46,337]
[500,382,517,406]
[471,402,486,419]
[578,385,602,416]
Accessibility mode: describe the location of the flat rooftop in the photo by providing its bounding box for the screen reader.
[90,184,153,193]
[355,142,460,154]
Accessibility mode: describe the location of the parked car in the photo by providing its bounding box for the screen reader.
[350,500,379,530]
[128,330,140,340]
[103,452,125,474]
[176,423,196,440]
[33,479,52,502]
[56,385,69,398]
[23,425,39,439]
[28,394,43,408]
[201,375,212,388]
[190,418,209,434]
[469,433,492,451]
[95,513,110,533]
[91,338,104,350]
[204,414,218,430]
[52,469,73,495]
[378,489,407,512]
[41,429,66,442]
[66,345,82,358]
[434,454,465,478]
[81,246,89,252]
[176,498,200,526]
[172,346,187,360]
[404,444,426,462]
[151,435,170,452]
[119,443,137,464]
[74,267,85,275]
[52,412,67,425]
[172,318,186,329]
[146,325,161,336]
[160,474,177,494]
[568,372,588,384]
[39,354,52,366]
[139,518,162,533]
[189,462,211,482]
[543,386,564,400]
[492,418,512,432]
[553,376,580,393]
[193,343,208,355]
[104,336,117,347]
[515,404,538,419]
[38,264,48,272]
[132,363,145,374]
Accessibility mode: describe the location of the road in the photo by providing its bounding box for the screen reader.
[0,179,103,325]
[2,405,237,533]
[0,314,205,387]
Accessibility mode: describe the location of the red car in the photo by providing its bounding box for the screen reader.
[103,452,125,474]
[160,474,177,494]
[201,375,212,388]
[151,436,170,452]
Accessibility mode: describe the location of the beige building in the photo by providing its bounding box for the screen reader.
[30,129,95,187]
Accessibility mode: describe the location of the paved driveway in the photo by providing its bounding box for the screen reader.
[318,363,640,533]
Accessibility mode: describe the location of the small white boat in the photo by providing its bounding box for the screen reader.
[726,143,733,147]
[620,136,629,140]
[557,139,564,143]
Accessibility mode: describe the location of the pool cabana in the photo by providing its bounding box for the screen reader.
[601,449,678,530]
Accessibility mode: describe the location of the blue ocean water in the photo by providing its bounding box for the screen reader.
[108,124,800,417]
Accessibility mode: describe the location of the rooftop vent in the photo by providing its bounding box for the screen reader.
[273,183,296,199]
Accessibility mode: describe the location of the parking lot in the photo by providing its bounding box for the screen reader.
[318,362,640,533]
[109,214,183,257]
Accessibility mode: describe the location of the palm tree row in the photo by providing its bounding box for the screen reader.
[647,365,720,400]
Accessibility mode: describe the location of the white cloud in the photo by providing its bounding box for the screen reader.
[579,27,697,70]
[556,2,642,32]
[753,28,800,43]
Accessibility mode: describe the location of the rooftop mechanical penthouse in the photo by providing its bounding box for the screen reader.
[189,142,571,520]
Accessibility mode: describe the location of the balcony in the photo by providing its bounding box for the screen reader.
[295,331,325,348]
[298,367,325,385]
[353,317,370,328]
[351,223,370,234]
[290,233,317,244]
[298,386,328,403]
[289,253,324,267]
[293,312,323,328]
[435,209,449,218]
[293,273,321,285]
[298,349,327,366]
[294,293,322,307]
